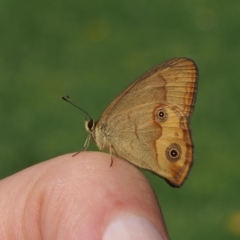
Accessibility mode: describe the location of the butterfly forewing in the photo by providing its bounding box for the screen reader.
[92,57,198,186]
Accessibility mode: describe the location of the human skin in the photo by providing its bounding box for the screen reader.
[0,152,170,239]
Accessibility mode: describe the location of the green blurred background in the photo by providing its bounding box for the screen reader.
[0,0,239,239]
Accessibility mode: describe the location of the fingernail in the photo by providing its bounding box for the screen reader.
[103,214,165,240]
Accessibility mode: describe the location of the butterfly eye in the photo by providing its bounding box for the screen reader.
[87,119,95,131]
[165,143,182,162]
[155,107,168,122]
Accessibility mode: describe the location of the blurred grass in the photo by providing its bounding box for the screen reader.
[0,0,239,239]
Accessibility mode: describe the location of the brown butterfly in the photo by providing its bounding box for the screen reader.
[64,57,198,186]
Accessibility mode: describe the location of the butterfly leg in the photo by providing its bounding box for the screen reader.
[109,145,119,167]
[72,134,91,157]
[109,146,113,166]
[82,134,91,151]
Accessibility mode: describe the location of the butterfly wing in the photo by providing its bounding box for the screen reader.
[94,58,198,186]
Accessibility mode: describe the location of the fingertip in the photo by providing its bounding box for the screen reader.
[52,152,170,239]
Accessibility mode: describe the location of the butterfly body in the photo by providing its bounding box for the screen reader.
[85,57,198,186]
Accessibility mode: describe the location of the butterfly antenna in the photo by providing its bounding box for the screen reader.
[62,95,92,120]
